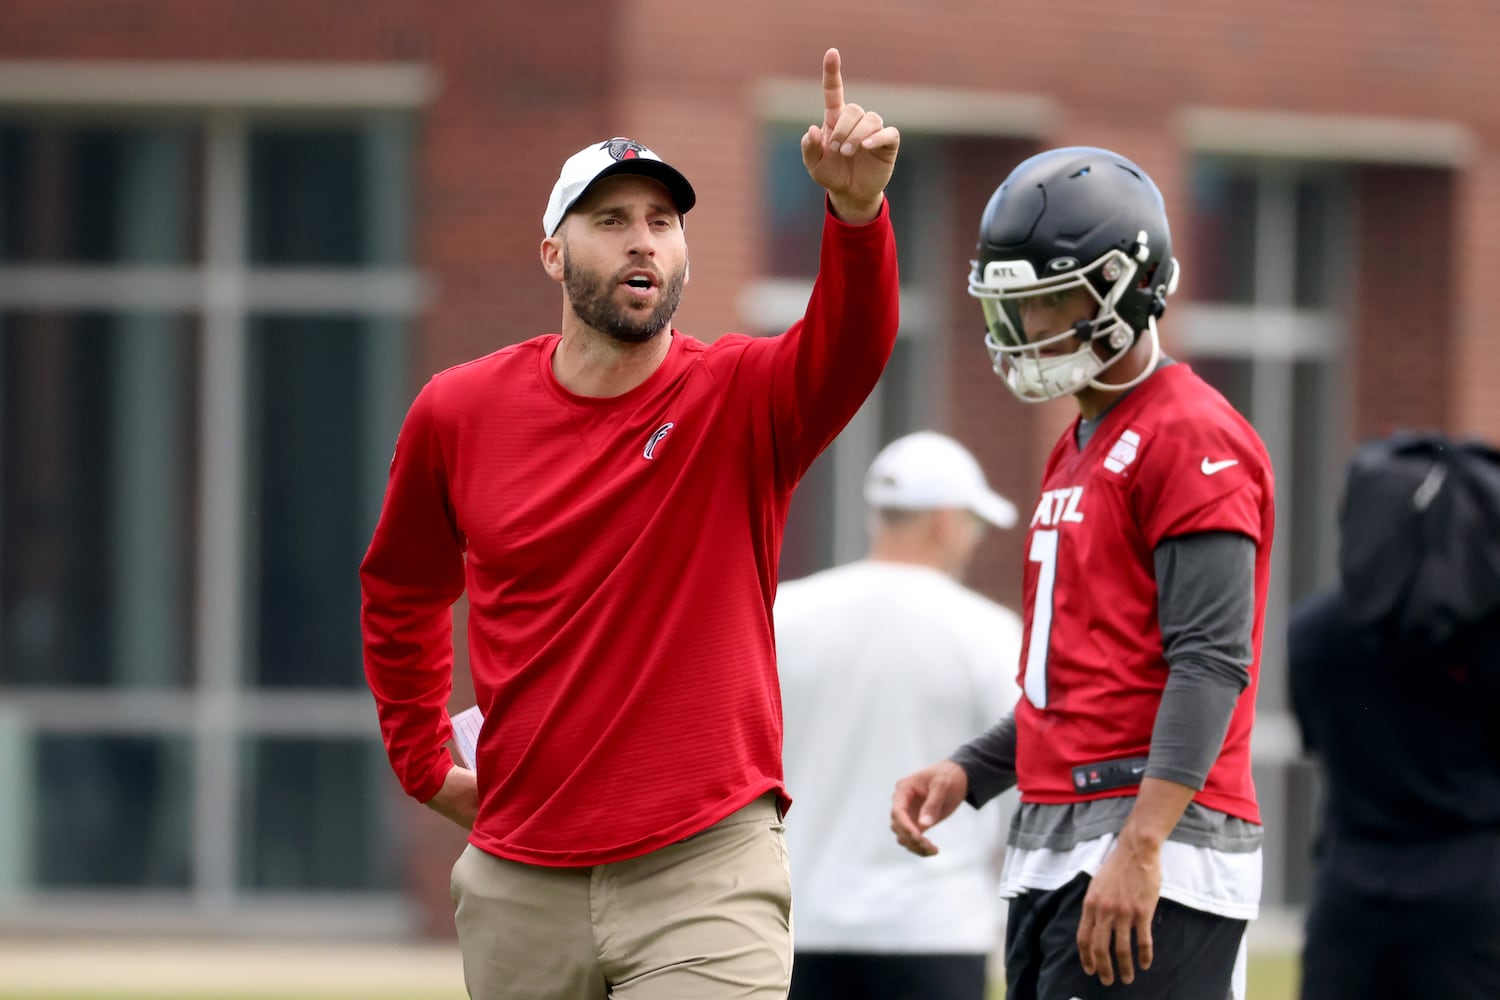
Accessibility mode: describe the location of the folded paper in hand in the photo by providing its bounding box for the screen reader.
[449,705,484,770]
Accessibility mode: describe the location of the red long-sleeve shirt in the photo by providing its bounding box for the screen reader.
[361,203,898,865]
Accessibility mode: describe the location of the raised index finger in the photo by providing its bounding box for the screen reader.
[822,48,844,130]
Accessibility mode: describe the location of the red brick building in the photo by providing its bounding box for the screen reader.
[0,1,1494,938]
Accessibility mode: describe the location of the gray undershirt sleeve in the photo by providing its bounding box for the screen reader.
[1148,531,1256,790]
[950,712,1017,810]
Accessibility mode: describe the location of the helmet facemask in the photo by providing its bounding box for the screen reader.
[968,234,1172,404]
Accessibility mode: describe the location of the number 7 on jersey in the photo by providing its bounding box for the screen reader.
[1024,528,1058,708]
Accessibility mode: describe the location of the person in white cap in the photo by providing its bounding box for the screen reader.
[776,431,1023,1000]
[361,47,900,1000]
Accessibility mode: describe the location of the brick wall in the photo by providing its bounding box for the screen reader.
[6,0,1495,433]
[1352,166,1454,439]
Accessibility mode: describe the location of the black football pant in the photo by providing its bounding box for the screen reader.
[789,950,988,1000]
[1005,873,1245,1000]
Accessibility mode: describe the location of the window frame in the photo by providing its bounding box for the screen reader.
[0,63,430,934]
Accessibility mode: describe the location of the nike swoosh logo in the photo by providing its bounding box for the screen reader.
[1130,766,1146,775]
[1201,458,1239,475]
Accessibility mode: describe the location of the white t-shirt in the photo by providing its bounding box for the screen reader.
[776,560,1023,953]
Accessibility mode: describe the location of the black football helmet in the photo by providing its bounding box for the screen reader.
[967,147,1180,402]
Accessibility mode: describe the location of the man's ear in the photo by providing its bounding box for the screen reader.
[540,234,566,283]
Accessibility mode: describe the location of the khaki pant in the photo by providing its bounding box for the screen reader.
[451,794,791,999]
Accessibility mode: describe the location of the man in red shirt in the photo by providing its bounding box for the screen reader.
[361,48,901,1000]
[892,147,1274,1000]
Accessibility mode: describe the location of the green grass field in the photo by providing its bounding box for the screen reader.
[0,952,1299,1000]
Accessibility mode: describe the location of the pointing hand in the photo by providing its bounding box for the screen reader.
[800,48,900,225]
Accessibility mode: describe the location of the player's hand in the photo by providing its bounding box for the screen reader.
[424,764,479,831]
[1076,833,1162,986]
[800,47,899,225]
[890,759,968,857]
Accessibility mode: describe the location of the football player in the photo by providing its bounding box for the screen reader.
[892,146,1275,1000]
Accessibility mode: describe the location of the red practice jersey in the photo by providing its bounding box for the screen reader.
[360,206,899,866]
[1013,364,1274,823]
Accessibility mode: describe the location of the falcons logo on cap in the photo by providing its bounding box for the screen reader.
[603,137,648,161]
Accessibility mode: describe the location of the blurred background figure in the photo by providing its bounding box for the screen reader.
[777,431,1023,1000]
[1289,432,1500,1000]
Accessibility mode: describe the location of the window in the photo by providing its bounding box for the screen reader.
[239,737,399,891]
[1180,158,1353,906]
[761,123,923,285]
[0,106,420,925]
[0,122,203,265]
[1,310,199,688]
[34,733,194,888]
[246,315,403,690]
[1183,160,1352,683]
[755,124,942,578]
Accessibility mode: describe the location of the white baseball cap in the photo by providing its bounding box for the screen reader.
[863,432,1018,529]
[543,137,696,236]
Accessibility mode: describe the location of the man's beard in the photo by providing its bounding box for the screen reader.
[563,247,687,345]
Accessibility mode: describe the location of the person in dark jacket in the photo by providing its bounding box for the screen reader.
[1289,431,1500,1000]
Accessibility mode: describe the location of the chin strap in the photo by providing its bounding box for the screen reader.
[1087,317,1161,394]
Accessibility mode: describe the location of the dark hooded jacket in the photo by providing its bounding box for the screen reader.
[1288,432,1500,898]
